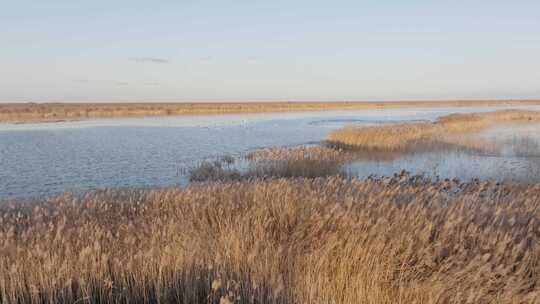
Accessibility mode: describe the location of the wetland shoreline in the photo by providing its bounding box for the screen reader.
[3,100,540,124]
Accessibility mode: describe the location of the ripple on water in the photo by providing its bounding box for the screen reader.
[3,106,540,198]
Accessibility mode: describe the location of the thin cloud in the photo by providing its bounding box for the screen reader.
[72,78,89,84]
[130,57,170,64]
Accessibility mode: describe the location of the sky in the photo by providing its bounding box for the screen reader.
[1,0,540,102]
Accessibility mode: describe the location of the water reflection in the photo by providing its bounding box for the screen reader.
[345,123,540,183]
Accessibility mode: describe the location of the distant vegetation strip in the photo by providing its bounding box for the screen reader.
[1,176,539,303]
[2,100,540,123]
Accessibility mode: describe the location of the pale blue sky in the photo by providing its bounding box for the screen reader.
[1,0,540,102]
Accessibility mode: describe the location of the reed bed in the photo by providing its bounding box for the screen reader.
[246,145,347,162]
[189,154,346,182]
[1,176,540,303]
[2,101,540,123]
[247,144,456,163]
[328,110,540,152]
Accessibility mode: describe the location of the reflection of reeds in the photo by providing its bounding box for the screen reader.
[2,101,540,123]
[328,110,540,152]
[2,176,540,303]
[502,136,540,157]
[189,160,242,182]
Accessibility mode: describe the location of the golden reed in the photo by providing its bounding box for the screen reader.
[1,176,539,303]
[328,109,540,151]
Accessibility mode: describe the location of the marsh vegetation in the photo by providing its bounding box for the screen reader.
[189,151,346,182]
[2,176,540,304]
[3,110,540,303]
[327,110,540,152]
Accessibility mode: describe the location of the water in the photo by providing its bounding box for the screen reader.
[2,105,540,198]
[346,147,540,183]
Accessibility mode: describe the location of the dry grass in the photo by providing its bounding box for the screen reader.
[248,144,430,162]
[247,145,347,162]
[2,100,540,123]
[2,176,540,303]
[246,146,348,178]
[189,155,346,181]
[328,110,540,152]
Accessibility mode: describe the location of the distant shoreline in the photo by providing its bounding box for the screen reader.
[2,100,540,124]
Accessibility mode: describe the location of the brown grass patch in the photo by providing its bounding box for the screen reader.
[189,154,346,181]
[1,177,540,303]
[247,145,347,162]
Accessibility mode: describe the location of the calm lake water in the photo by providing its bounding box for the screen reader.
[2,106,540,198]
